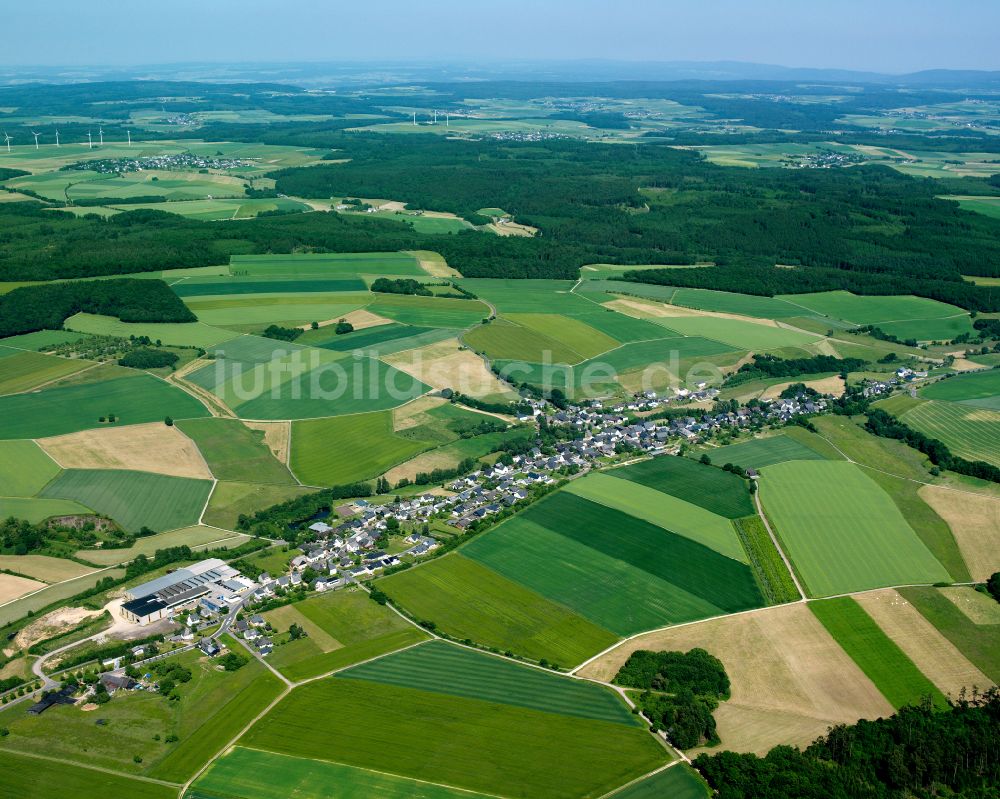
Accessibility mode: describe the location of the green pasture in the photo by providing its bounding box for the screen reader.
[77,525,245,566]
[0,750,175,799]
[464,317,586,363]
[111,197,310,220]
[40,469,213,532]
[921,369,1000,408]
[0,440,61,496]
[657,316,820,350]
[902,400,1000,466]
[464,514,724,635]
[65,312,233,348]
[506,313,620,359]
[457,279,580,313]
[189,747,491,799]
[369,294,488,329]
[377,554,618,666]
[775,291,968,329]
[290,411,430,485]
[183,295,368,329]
[900,587,1000,683]
[0,329,88,350]
[177,418,294,484]
[0,349,91,395]
[241,677,667,799]
[611,765,710,799]
[0,497,92,525]
[0,373,210,439]
[942,195,1000,220]
[811,597,947,709]
[759,461,950,596]
[670,288,806,318]
[878,315,975,341]
[230,251,424,277]
[304,323,437,354]
[261,589,427,682]
[340,640,637,725]
[706,434,829,470]
[564,472,747,562]
[173,277,367,297]
[202,481,314,530]
[609,456,754,518]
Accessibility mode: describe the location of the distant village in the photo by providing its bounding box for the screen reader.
[62,152,257,174]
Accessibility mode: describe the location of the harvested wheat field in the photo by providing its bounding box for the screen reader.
[38,422,213,479]
[855,589,993,697]
[304,308,393,331]
[407,250,460,278]
[0,574,47,604]
[578,603,892,754]
[918,486,999,581]
[384,339,511,398]
[605,297,780,327]
[0,555,95,583]
[941,586,1000,625]
[243,420,291,464]
[761,375,845,400]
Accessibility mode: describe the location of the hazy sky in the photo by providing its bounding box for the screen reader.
[4,0,998,72]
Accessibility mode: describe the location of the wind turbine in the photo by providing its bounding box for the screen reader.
[55,129,60,147]
[31,131,40,149]
[126,129,132,147]
[433,109,438,125]
[446,113,450,128]
[98,127,104,146]
[2,131,10,153]
[86,131,93,149]
[412,111,417,126]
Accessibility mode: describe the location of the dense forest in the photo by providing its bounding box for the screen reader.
[695,689,1000,799]
[0,278,195,337]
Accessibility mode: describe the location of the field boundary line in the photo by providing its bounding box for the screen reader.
[754,490,805,600]
[0,359,102,397]
[197,479,219,526]
[597,760,684,799]
[0,747,183,788]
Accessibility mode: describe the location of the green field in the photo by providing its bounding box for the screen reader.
[76,525,245,566]
[0,348,91,395]
[759,461,950,596]
[378,554,618,666]
[369,294,487,329]
[656,317,820,350]
[304,322,429,351]
[505,313,621,358]
[811,597,947,709]
[177,418,294,484]
[201,481,313,530]
[610,765,710,799]
[173,277,368,297]
[706,434,830,470]
[0,329,89,350]
[230,252,426,277]
[184,295,368,329]
[901,400,1000,466]
[669,288,806,318]
[563,472,748,562]
[0,750,175,799]
[0,497,92,525]
[290,411,430,485]
[944,195,1000,220]
[464,493,763,635]
[0,440,61,496]
[110,197,311,221]
[65,312,234,348]
[608,456,754,518]
[920,370,1000,409]
[40,469,213,532]
[340,640,638,725]
[189,747,492,799]
[899,587,1000,683]
[241,677,667,799]
[262,589,428,681]
[464,317,590,363]
[0,374,210,439]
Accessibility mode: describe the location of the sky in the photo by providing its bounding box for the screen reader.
[3,0,998,73]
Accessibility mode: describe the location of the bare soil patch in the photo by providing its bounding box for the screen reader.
[384,338,514,398]
[38,422,213,479]
[761,375,846,400]
[918,486,1000,582]
[579,603,892,754]
[0,574,46,604]
[856,589,993,696]
[299,309,393,331]
[13,606,104,650]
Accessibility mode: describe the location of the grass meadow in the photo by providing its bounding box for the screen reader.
[76,525,245,566]
[241,677,667,799]
[178,418,295,484]
[201,481,313,530]
[810,597,947,709]
[40,469,213,532]
[261,589,428,681]
[0,750,175,799]
[920,370,1000,408]
[377,554,619,666]
[759,461,950,596]
[901,400,1000,466]
[706,434,829,470]
[609,456,755,518]
[65,312,234,348]
[0,440,61,496]
[0,348,91,395]
[0,374,210,439]
[611,765,710,799]
[230,251,425,277]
